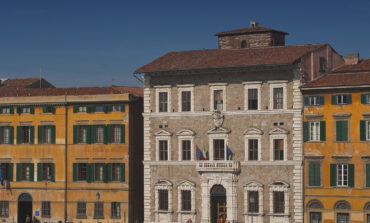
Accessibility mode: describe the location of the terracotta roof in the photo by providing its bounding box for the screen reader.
[334,58,370,72]
[0,86,143,98]
[214,26,288,36]
[302,72,370,88]
[1,78,55,88]
[135,44,326,74]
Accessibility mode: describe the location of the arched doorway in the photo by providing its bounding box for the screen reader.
[18,193,32,223]
[210,185,226,223]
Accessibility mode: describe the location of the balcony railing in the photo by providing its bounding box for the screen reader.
[196,161,240,173]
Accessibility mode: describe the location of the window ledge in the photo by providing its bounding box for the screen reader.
[111,216,121,219]
[307,186,322,188]
[76,215,87,219]
[155,210,173,214]
[305,114,324,119]
[244,212,264,216]
[176,210,196,214]
[93,216,104,219]
[333,112,351,118]
[332,155,352,160]
[267,213,290,217]
[362,112,370,118]
[304,155,324,159]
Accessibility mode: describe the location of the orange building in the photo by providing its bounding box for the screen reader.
[0,79,143,223]
[302,55,370,223]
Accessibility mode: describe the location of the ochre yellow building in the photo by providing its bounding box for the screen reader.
[302,56,370,223]
[0,79,143,223]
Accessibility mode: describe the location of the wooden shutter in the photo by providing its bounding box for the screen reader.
[87,106,94,113]
[120,105,125,112]
[52,106,56,114]
[303,122,309,142]
[319,96,324,105]
[348,164,354,187]
[336,121,342,141]
[120,163,125,182]
[16,107,22,114]
[106,125,112,144]
[87,125,93,144]
[342,121,348,141]
[103,164,108,183]
[50,163,55,182]
[30,107,34,114]
[120,125,125,144]
[360,120,366,141]
[30,126,34,144]
[38,126,43,144]
[37,163,42,181]
[88,163,94,182]
[72,163,77,182]
[73,106,78,113]
[8,163,13,182]
[320,121,326,141]
[366,164,370,187]
[73,125,78,144]
[330,164,337,186]
[103,125,107,144]
[29,163,34,181]
[304,96,309,106]
[331,95,337,105]
[106,163,112,182]
[9,126,14,144]
[309,163,321,186]
[51,125,56,144]
[347,94,352,104]
[42,107,47,113]
[16,163,21,181]
[103,106,109,113]
[16,126,21,144]
[10,107,14,114]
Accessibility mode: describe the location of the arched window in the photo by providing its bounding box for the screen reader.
[241,40,247,48]
[334,200,351,223]
[307,199,323,223]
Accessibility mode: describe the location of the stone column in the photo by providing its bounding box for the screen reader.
[201,177,210,223]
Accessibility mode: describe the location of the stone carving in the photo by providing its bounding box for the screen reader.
[212,110,224,128]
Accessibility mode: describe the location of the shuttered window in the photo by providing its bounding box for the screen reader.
[158,190,168,211]
[308,163,321,186]
[366,164,370,188]
[330,164,354,187]
[332,95,352,105]
[304,121,326,142]
[336,120,348,142]
[361,94,370,104]
[273,191,284,213]
[304,95,324,106]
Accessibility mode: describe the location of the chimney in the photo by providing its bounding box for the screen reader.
[344,52,359,65]
[250,21,259,28]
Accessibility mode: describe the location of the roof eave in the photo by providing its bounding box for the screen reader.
[301,85,370,90]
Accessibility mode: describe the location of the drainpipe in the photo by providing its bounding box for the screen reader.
[64,96,68,223]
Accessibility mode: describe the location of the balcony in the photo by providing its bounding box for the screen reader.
[196,161,241,173]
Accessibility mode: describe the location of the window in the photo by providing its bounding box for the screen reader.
[159,140,168,161]
[1,107,10,114]
[213,90,223,111]
[181,140,191,161]
[22,107,31,113]
[213,139,225,160]
[308,163,321,186]
[77,163,87,181]
[248,89,258,110]
[248,139,258,161]
[304,121,325,142]
[94,125,104,143]
[310,212,322,223]
[159,92,168,112]
[112,105,121,112]
[332,95,352,105]
[361,94,370,104]
[111,125,121,143]
[19,126,32,144]
[94,163,104,182]
[360,120,370,141]
[94,202,104,219]
[78,106,87,112]
[181,190,191,211]
[38,125,55,144]
[96,106,104,112]
[111,163,121,182]
[0,164,11,181]
[18,163,33,181]
[241,40,247,48]
[76,202,86,218]
[41,163,53,181]
[337,213,349,223]
[181,91,191,112]
[111,202,121,218]
[366,164,370,187]
[310,122,320,141]
[330,164,354,187]
[0,126,12,144]
[273,191,284,213]
[41,201,51,217]
[319,57,326,73]
[337,164,348,187]
[273,139,284,160]
[77,125,88,144]
[158,189,168,211]
[0,201,9,217]
[304,95,324,106]
[248,191,259,213]
[273,88,283,109]
[336,120,348,142]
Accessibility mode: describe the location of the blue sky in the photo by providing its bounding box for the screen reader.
[0,0,369,87]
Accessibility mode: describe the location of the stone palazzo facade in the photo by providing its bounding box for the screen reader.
[135,23,344,223]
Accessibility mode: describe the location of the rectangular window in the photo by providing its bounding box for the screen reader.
[181,91,191,112]
[310,96,319,106]
[310,122,320,141]
[76,201,87,218]
[111,202,121,218]
[273,139,284,160]
[336,120,348,142]
[214,90,223,111]
[42,163,52,181]
[94,125,104,143]
[248,89,258,110]
[112,105,121,112]
[366,164,370,188]
[94,163,104,182]
[182,140,191,161]
[78,106,87,112]
[248,191,259,213]
[248,139,258,161]
[43,106,54,113]
[158,189,168,211]
[181,190,191,211]
[337,213,349,223]
[368,121,370,140]
[273,191,284,213]
[0,201,9,217]
[111,163,121,182]
[111,125,121,143]
[309,163,321,186]
[1,107,10,114]
[96,106,104,112]
[21,163,31,181]
[0,164,10,181]
[41,126,52,144]
[159,140,168,161]
[273,88,283,109]
[41,201,51,217]
[213,139,225,160]
[310,212,322,223]
[337,164,348,187]
[159,92,168,112]
[22,107,31,113]
[77,126,88,144]
[319,57,326,72]
[304,95,324,106]
[333,95,352,105]
[77,163,87,181]
[0,127,11,144]
[21,126,31,143]
[94,202,104,219]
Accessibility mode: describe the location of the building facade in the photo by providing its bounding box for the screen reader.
[0,82,143,223]
[302,55,370,223]
[136,23,344,223]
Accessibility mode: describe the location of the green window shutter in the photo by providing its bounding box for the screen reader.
[9,126,14,144]
[319,96,324,105]
[366,164,370,187]
[331,95,337,105]
[120,163,125,182]
[120,105,125,112]
[87,106,94,113]
[73,125,78,144]
[50,163,55,182]
[38,126,43,144]
[348,164,354,187]
[30,126,34,144]
[309,163,321,186]
[308,163,315,186]
[8,163,13,182]
[42,107,47,113]
[37,163,42,182]
[10,107,14,114]
[336,121,342,141]
[347,95,352,104]
[106,163,112,182]
[0,108,3,114]
[108,105,112,112]
[88,163,94,182]
[87,125,93,144]
[106,125,112,144]
[73,106,78,113]
[360,120,366,141]
[361,94,367,104]
[16,163,21,181]
[103,164,108,183]
[103,106,109,113]
[51,125,56,144]
[120,125,125,144]
[303,122,309,142]
[29,163,34,181]
[320,121,326,141]
[16,126,21,144]
[103,125,107,144]
[72,163,77,182]
[304,96,310,106]
[330,164,337,186]
[16,107,21,114]
[30,107,34,114]
[342,121,348,141]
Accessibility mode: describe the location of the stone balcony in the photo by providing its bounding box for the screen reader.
[196,161,241,173]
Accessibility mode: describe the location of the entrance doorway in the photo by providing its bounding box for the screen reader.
[18,193,32,223]
[210,185,226,223]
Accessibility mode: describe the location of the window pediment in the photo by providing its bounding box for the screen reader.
[244,181,264,191]
[207,127,230,135]
[155,179,173,186]
[176,129,195,136]
[269,181,289,188]
[178,180,195,188]
[154,130,172,136]
[244,128,263,135]
[269,128,289,135]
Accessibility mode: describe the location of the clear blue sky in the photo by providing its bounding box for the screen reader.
[0,0,369,87]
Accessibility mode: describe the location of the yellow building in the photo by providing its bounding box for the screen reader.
[0,79,143,223]
[302,55,370,223]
